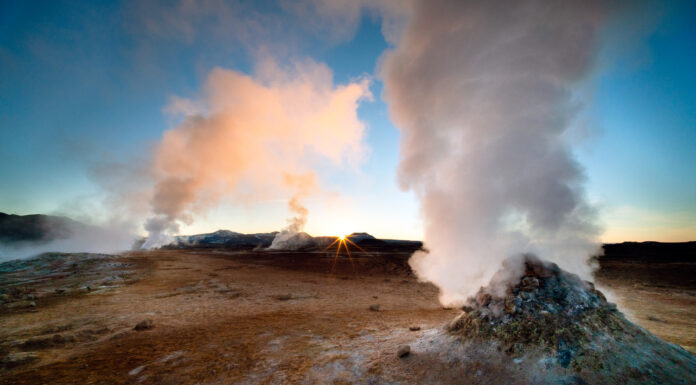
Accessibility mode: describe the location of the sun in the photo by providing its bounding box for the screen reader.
[323,233,369,275]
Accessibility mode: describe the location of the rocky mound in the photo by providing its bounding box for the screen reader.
[267,231,316,251]
[447,255,696,383]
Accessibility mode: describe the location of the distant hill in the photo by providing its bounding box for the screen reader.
[166,230,278,250]
[601,241,696,263]
[0,212,86,245]
[162,230,423,252]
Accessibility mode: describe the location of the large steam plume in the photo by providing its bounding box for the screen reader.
[381,0,605,304]
[143,59,371,248]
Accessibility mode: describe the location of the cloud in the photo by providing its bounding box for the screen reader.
[142,57,372,247]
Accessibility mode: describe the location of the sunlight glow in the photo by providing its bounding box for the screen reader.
[322,233,370,275]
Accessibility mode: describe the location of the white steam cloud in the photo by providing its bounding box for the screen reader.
[142,58,371,248]
[268,172,317,250]
[381,0,606,305]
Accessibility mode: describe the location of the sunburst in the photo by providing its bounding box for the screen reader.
[323,234,368,275]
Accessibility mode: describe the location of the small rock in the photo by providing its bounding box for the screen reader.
[372,295,378,299]
[29,301,36,307]
[504,296,517,314]
[51,334,75,344]
[275,294,292,301]
[524,257,557,278]
[476,293,492,307]
[1,352,38,368]
[397,345,411,358]
[520,276,539,291]
[129,365,146,375]
[556,349,573,368]
[134,319,154,331]
[52,334,65,344]
[447,313,467,331]
[461,305,474,313]
[369,304,380,311]
[409,326,421,331]
[594,289,607,302]
[55,289,65,295]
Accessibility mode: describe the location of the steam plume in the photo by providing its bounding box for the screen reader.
[143,59,371,248]
[269,172,317,249]
[381,0,605,304]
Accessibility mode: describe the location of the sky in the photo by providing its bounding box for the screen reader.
[0,0,694,243]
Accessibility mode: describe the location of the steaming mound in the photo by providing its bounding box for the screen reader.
[268,231,316,251]
[446,255,696,383]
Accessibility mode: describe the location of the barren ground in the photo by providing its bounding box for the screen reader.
[0,249,694,384]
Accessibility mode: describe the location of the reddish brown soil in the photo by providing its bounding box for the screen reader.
[1,250,693,384]
[0,250,454,384]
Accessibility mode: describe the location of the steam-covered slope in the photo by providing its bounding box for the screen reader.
[0,212,85,245]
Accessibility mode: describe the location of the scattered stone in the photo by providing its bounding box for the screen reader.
[525,258,556,278]
[476,292,492,307]
[55,289,65,295]
[275,294,292,301]
[110,331,129,340]
[647,315,667,323]
[504,295,517,314]
[29,301,36,307]
[372,295,378,299]
[134,319,154,331]
[129,365,146,375]
[1,352,38,369]
[21,336,54,350]
[409,326,421,331]
[51,334,75,345]
[520,276,539,291]
[369,304,380,312]
[461,305,474,313]
[397,345,411,358]
[556,348,573,368]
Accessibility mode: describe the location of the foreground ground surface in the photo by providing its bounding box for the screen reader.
[1,248,694,384]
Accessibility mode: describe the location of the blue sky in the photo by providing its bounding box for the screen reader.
[0,1,694,241]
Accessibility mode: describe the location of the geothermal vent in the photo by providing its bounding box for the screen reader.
[446,255,696,383]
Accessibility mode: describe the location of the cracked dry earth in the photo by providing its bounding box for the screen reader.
[1,250,695,384]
